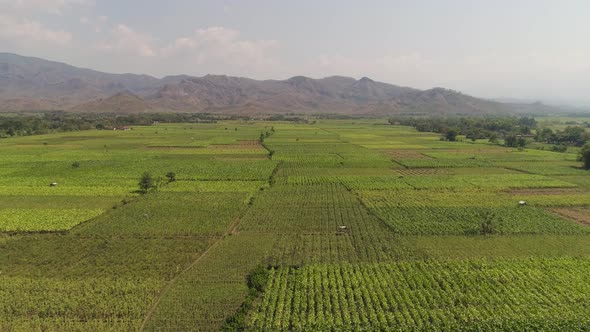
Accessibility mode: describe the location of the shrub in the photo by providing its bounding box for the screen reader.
[165,172,176,183]
[479,211,499,235]
[138,172,155,194]
[580,144,590,170]
[247,265,270,292]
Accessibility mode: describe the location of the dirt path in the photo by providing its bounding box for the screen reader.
[139,162,281,331]
[138,234,224,331]
[138,211,244,331]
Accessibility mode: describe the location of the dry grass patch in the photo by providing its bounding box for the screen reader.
[387,150,433,160]
[508,188,585,196]
[552,207,590,227]
[395,168,451,176]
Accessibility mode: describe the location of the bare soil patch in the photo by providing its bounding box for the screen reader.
[145,145,205,149]
[209,143,263,150]
[507,188,584,195]
[552,208,590,227]
[396,168,451,176]
[436,148,513,154]
[388,150,433,160]
[237,140,262,146]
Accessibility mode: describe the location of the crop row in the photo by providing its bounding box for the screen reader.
[286,173,576,190]
[363,206,590,235]
[74,191,250,237]
[238,184,401,263]
[0,276,160,331]
[495,161,587,175]
[0,208,104,232]
[248,259,590,331]
[160,180,268,193]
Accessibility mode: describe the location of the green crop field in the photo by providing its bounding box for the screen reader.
[1,119,589,331]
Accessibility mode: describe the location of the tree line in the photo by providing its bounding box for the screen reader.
[389,115,590,169]
[390,116,588,147]
[0,112,248,138]
[389,116,537,143]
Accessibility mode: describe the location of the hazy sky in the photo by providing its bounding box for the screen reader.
[1,0,589,105]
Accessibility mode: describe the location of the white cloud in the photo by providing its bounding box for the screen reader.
[79,15,108,32]
[0,15,72,45]
[161,37,198,56]
[161,26,280,74]
[196,26,240,43]
[0,0,92,14]
[96,24,155,57]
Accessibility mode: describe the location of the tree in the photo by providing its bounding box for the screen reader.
[551,145,567,153]
[479,211,499,235]
[138,172,155,193]
[166,171,176,183]
[247,265,270,292]
[504,135,518,148]
[444,128,458,142]
[535,128,554,142]
[488,133,499,144]
[580,144,590,170]
[559,126,587,146]
[518,116,536,128]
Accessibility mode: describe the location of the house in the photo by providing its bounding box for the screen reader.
[115,126,132,131]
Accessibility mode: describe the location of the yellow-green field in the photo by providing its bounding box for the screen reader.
[1,119,589,331]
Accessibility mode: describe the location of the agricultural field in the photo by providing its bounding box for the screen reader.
[1,119,590,331]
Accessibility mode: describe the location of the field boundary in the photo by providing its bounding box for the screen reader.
[139,212,245,331]
[551,207,590,227]
[138,235,224,331]
[139,159,282,331]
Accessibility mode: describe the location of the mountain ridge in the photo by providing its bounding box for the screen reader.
[0,52,559,114]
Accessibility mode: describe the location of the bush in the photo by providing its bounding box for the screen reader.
[247,265,270,292]
[138,172,155,194]
[444,129,458,142]
[551,145,568,153]
[580,144,590,170]
[221,266,270,331]
[479,211,500,235]
[165,172,176,183]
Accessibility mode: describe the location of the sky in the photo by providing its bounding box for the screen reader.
[1,0,590,106]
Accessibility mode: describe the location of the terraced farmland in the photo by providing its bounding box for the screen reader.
[1,120,589,331]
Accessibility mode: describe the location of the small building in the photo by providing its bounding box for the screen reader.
[115,126,131,131]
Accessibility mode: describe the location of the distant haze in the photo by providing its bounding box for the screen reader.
[1,0,589,107]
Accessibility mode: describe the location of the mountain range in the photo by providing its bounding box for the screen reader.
[0,53,562,115]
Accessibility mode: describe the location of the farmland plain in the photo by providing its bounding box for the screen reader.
[1,119,590,331]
